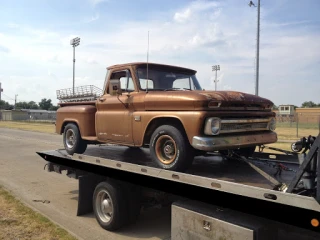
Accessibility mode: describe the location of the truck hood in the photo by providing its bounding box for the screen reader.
[144,90,273,111]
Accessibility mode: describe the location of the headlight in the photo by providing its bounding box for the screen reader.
[269,117,276,131]
[204,117,221,135]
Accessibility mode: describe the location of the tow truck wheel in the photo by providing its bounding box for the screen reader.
[150,125,194,172]
[93,181,129,231]
[63,123,87,155]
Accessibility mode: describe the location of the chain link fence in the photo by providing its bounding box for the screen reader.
[276,112,320,137]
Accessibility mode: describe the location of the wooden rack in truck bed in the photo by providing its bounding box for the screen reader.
[37,134,320,240]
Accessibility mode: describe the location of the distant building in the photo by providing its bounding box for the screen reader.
[278,105,295,116]
[22,109,56,120]
[0,109,29,121]
[0,109,56,121]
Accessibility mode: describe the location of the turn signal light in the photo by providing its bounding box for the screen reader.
[311,218,319,227]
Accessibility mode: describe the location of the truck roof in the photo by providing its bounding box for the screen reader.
[107,62,197,73]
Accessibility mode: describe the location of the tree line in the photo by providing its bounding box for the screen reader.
[0,98,59,111]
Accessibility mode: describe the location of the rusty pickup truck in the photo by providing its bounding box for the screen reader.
[55,62,277,171]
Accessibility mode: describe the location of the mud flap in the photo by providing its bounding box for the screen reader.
[77,174,105,216]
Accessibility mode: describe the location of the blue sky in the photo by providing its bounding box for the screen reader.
[0,0,319,106]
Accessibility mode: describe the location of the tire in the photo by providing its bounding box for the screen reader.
[150,125,194,172]
[291,142,302,152]
[63,123,87,155]
[93,181,129,231]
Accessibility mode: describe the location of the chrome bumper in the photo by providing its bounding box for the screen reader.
[191,132,277,151]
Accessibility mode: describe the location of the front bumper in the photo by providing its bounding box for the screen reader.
[191,131,277,151]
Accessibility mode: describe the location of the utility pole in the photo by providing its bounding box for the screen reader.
[212,65,220,91]
[70,37,80,95]
[0,82,3,120]
[0,82,3,104]
[15,94,18,109]
[248,0,260,96]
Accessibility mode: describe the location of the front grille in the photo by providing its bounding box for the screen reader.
[221,122,268,131]
[220,119,270,133]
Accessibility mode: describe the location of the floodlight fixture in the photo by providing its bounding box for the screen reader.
[212,65,220,91]
[71,37,81,94]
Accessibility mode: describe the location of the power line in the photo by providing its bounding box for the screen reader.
[2,93,15,101]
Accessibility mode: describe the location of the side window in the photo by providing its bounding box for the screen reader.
[139,79,154,89]
[173,77,194,89]
[110,70,135,93]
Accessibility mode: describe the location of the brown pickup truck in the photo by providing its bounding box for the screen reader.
[55,62,277,171]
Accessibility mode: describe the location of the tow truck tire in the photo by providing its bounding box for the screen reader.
[150,125,194,172]
[93,181,128,231]
[63,123,87,155]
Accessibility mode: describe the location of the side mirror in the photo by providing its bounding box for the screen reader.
[109,79,122,96]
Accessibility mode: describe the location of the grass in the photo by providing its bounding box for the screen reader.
[0,186,77,240]
[0,121,55,134]
[259,142,293,154]
[274,127,319,140]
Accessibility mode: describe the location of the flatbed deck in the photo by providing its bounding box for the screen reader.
[38,144,319,212]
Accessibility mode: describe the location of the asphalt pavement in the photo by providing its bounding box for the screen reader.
[0,128,171,240]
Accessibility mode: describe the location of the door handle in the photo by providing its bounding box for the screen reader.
[98,98,106,102]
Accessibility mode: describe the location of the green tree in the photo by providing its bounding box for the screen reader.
[28,101,39,109]
[49,105,59,111]
[301,101,317,108]
[0,100,13,110]
[39,98,53,110]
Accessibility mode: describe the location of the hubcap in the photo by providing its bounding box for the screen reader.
[65,129,76,149]
[96,190,113,223]
[155,135,177,164]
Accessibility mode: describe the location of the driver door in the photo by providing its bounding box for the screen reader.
[96,69,135,144]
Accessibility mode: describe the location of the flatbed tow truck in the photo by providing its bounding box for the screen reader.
[37,134,320,240]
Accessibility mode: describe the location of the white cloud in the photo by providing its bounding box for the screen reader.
[89,0,108,7]
[223,85,231,90]
[174,8,191,23]
[174,0,219,23]
[85,13,100,23]
[86,57,98,65]
[6,23,19,29]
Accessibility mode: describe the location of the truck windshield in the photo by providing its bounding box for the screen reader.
[136,67,202,91]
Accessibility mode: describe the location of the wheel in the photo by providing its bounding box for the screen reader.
[150,125,194,172]
[291,142,302,152]
[93,181,128,231]
[63,123,87,155]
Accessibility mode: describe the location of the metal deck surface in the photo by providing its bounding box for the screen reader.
[38,145,320,212]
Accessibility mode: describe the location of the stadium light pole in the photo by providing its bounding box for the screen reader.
[248,0,260,96]
[70,37,80,95]
[212,65,220,91]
